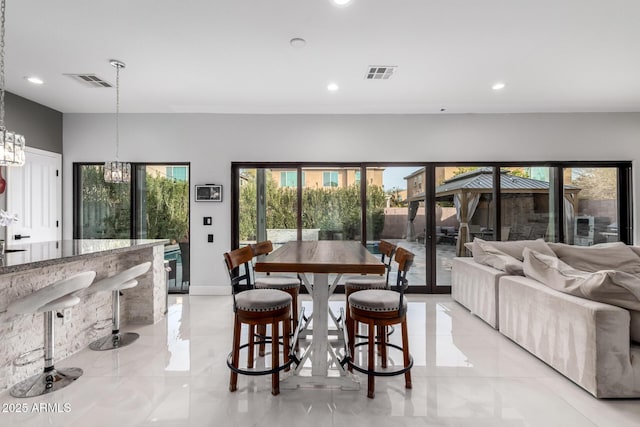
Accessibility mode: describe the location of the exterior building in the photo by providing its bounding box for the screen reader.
[272,167,385,189]
[146,165,188,181]
[405,167,459,203]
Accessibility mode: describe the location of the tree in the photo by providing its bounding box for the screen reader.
[571,168,617,200]
[80,165,189,242]
[145,173,189,242]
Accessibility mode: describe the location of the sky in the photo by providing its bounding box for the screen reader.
[382,166,421,190]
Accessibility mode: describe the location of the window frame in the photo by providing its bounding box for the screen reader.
[231,160,632,294]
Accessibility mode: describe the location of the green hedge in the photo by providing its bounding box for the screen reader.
[239,172,385,241]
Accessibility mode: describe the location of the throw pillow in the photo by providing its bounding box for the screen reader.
[473,238,555,261]
[472,240,524,275]
[523,248,640,312]
[463,242,474,255]
[547,242,640,275]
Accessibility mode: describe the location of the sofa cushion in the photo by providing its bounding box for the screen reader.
[547,242,640,275]
[523,248,640,312]
[631,311,640,343]
[472,238,555,261]
[472,240,525,275]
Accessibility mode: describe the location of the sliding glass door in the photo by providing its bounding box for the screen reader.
[76,164,131,238]
[301,167,362,242]
[238,167,299,249]
[232,162,632,294]
[563,167,620,245]
[74,162,190,293]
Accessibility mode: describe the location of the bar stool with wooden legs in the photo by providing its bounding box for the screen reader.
[224,246,292,395]
[343,240,396,365]
[250,240,301,354]
[347,247,414,399]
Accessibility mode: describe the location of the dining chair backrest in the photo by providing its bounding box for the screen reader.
[392,247,414,316]
[250,240,274,257]
[378,240,397,286]
[223,246,255,306]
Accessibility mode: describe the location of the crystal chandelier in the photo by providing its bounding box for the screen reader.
[0,0,25,167]
[103,59,130,183]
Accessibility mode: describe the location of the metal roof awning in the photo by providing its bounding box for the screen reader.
[406,167,580,202]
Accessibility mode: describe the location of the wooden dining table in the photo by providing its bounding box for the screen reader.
[254,240,385,389]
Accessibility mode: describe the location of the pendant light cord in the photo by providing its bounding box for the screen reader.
[115,62,120,161]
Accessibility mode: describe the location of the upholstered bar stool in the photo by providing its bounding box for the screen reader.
[347,247,414,399]
[344,240,396,360]
[84,262,151,351]
[250,240,301,351]
[7,271,96,398]
[224,246,292,396]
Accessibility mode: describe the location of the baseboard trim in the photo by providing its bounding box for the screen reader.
[188,286,230,296]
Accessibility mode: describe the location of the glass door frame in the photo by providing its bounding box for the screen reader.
[232,161,633,295]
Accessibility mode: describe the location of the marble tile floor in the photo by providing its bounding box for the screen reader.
[1,294,639,427]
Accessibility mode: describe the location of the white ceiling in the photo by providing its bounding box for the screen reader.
[5,0,640,114]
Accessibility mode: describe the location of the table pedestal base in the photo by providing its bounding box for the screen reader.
[281,373,360,390]
[280,272,360,390]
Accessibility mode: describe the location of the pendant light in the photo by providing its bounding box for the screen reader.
[103,59,130,183]
[0,0,25,167]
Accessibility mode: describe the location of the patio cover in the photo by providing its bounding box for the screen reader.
[406,168,581,256]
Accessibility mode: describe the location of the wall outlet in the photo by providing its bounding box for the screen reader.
[207,234,214,243]
[63,308,72,324]
[203,216,212,225]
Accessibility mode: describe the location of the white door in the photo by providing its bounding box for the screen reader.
[6,147,62,243]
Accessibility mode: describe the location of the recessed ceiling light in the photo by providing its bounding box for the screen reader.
[327,83,339,92]
[492,82,506,91]
[289,37,306,48]
[25,76,44,85]
[332,0,352,6]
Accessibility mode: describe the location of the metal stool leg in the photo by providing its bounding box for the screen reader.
[89,290,139,351]
[10,312,83,398]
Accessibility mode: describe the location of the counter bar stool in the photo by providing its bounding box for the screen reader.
[84,262,151,351]
[224,246,292,396]
[347,247,414,398]
[7,271,97,398]
[344,240,396,363]
[250,240,301,352]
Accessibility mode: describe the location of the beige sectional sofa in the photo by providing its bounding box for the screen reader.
[451,241,640,398]
[451,257,505,329]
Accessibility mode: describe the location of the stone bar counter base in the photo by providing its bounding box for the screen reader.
[0,239,167,392]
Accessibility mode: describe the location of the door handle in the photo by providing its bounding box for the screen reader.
[14,234,31,240]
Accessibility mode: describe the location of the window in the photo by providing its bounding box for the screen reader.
[323,171,339,187]
[280,171,297,187]
[563,167,620,246]
[165,166,187,181]
[355,170,361,183]
[74,163,191,293]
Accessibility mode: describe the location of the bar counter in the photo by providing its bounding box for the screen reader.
[0,239,168,391]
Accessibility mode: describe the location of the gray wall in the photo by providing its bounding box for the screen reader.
[63,112,640,294]
[5,92,62,154]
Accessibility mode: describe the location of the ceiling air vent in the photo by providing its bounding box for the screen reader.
[65,74,113,88]
[365,66,396,80]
